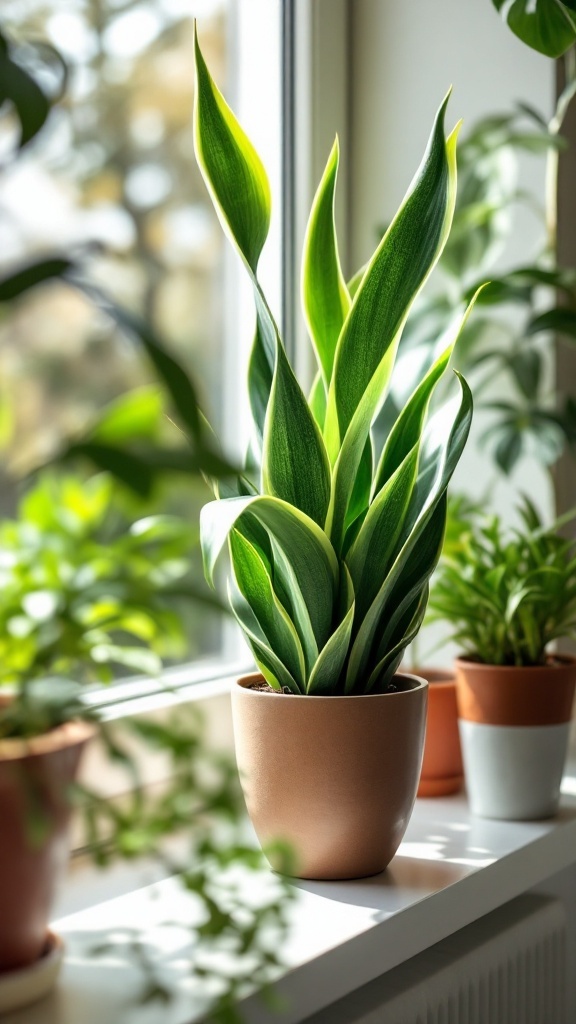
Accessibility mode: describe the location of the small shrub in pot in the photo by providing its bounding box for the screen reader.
[429,499,576,819]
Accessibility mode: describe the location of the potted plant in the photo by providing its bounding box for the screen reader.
[0,470,195,978]
[428,499,576,820]
[193,30,476,880]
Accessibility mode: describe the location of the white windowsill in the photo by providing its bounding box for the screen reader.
[6,759,576,1024]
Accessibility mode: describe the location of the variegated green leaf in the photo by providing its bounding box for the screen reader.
[194,28,278,441]
[365,585,429,693]
[325,96,459,458]
[262,342,332,527]
[307,566,355,695]
[193,26,270,273]
[309,372,327,430]
[302,137,351,388]
[228,583,301,693]
[372,289,482,496]
[346,374,472,690]
[230,530,305,689]
[201,495,338,648]
[346,443,419,622]
[268,536,318,677]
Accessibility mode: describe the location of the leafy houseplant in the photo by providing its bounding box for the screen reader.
[193,30,475,879]
[429,501,576,820]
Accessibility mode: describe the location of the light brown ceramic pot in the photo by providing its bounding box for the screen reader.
[455,655,576,820]
[415,668,463,798]
[231,672,428,880]
[0,719,94,970]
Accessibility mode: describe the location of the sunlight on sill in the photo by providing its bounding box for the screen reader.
[561,774,576,796]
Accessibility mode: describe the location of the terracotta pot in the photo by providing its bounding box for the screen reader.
[415,668,463,798]
[231,672,428,880]
[0,719,94,970]
[455,655,576,820]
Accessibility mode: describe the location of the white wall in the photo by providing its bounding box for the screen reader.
[349,0,555,524]
[349,0,555,664]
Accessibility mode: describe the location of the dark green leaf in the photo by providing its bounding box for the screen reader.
[492,0,576,57]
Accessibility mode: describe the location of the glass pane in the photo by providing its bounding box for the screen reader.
[0,1,232,672]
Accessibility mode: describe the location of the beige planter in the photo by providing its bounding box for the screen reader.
[231,672,428,880]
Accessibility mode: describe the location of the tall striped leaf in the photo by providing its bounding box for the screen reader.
[307,566,355,695]
[345,374,472,691]
[228,584,302,693]
[201,494,338,648]
[324,108,460,550]
[365,585,430,693]
[194,28,276,440]
[372,289,482,497]
[325,95,459,456]
[302,138,351,387]
[193,26,270,273]
[346,443,419,622]
[309,372,327,430]
[269,536,318,677]
[262,342,331,527]
[229,530,305,689]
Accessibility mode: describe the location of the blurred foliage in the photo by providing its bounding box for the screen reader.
[492,0,576,59]
[428,497,576,666]
[379,70,576,478]
[0,1,227,493]
[0,470,207,737]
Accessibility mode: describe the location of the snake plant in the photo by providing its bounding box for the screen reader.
[195,29,476,696]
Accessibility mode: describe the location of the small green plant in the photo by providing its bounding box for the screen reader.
[428,500,576,666]
[0,470,199,738]
[194,30,475,696]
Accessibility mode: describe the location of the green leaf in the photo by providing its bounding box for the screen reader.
[193,26,270,273]
[492,0,576,57]
[0,39,50,148]
[346,374,472,691]
[229,530,305,689]
[307,567,355,695]
[302,138,351,387]
[71,280,202,440]
[193,27,281,444]
[262,342,331,527]
[527,308,576,340]
[324,100,459,552]
[268,535,318,676]
[90,387,164,444]
[371,291,479,498]
[201,495,338,648]
[346,444,419,623]
[507,348,542,400]
[228,584,300,693]
[365,584,429,693]
[0,258,73,301]
[495,428,523,474]
[325,95,458,455]
[309,372,327,430]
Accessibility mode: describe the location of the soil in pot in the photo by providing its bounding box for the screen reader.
[455,655,576,820]
[0,719,94,972]
[231,671,428,880]
[414,667,463,798]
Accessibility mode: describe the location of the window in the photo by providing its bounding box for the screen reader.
[0,0,350,697]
